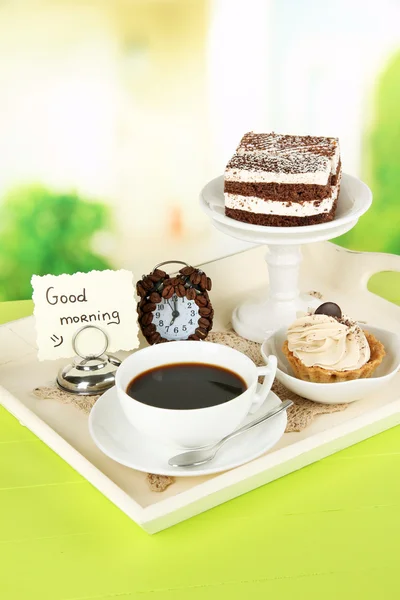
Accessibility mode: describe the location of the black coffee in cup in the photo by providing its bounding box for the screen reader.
[126,362,247,410]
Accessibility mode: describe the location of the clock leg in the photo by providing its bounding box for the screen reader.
[231,244,319,342]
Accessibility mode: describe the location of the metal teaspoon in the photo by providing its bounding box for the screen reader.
[168,399,293,468]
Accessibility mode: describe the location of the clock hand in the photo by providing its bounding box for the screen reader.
[173,296,179,317]
[169,297,180,326]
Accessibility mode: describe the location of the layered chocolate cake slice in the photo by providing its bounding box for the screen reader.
[224,132,341,226]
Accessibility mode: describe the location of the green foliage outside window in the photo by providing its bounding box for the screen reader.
[0,186,113,301]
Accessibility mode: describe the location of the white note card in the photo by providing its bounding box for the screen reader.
[31,270,139,361]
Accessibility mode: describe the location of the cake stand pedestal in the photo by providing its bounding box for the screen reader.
[200,173,372,342]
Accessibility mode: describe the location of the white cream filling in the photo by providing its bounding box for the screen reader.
[225,186,339,217]
[225,167,331,185]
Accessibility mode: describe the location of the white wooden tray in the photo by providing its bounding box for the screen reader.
[1,242,400,534]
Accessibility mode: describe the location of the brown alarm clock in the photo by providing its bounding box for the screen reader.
[136,261,213,344]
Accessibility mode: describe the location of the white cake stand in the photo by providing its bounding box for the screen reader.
[200,173,372,342]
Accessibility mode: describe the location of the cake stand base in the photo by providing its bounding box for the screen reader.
[232,294,319,343]
[232,244,319,342]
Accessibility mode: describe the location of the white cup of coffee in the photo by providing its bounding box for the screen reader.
[115,341,277,448]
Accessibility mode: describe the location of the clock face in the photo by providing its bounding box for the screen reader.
[153,294,200,341]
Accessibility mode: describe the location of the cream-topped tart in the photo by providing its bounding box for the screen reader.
[282,302,385,383]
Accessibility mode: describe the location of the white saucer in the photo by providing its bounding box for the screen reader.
[88,387,287,477]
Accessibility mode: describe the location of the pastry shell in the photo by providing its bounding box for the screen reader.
[282,331,385,383]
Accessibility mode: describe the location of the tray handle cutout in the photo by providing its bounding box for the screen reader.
[356,251,400,305]
[342,250,400,295]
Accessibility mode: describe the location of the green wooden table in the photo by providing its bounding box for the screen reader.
[1,301,399,600]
